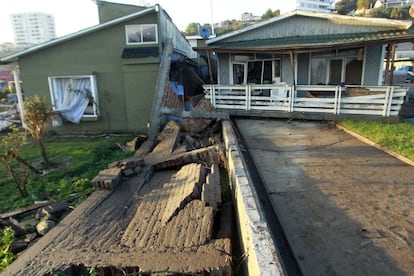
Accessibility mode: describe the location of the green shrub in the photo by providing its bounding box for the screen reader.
[0,227,15,272]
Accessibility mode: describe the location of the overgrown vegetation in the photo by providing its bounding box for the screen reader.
[183,8,280,36]
[0,133,134,272]
[336,0,411,19]
[0,134,134,212]
[0,227,14,271]
[23,96,53,167]
[340,120,414,160]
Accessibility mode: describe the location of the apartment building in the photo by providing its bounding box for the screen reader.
[11,12,56,49]
[296,0,335,13]
[374,0,414,8]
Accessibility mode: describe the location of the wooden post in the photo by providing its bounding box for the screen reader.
[389,43,396,86]
[207,50,214,84]
[148,38,173,141]
[290,51,296,91]
[12,66,25,128]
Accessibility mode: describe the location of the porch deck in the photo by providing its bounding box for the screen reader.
[203,84,408,120]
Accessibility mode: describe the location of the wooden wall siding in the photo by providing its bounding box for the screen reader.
[218,16,402,43]
[297,53,310,85]
[364,45,384,86]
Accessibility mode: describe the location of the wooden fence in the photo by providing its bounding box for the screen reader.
[203,84,408,117]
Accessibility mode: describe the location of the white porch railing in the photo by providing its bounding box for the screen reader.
[203,84,408,117]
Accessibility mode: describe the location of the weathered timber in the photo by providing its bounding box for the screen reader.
[132,139,154,159]
[1,218,26,236]
[150,144,223,170]
[0,201,52,220]
[160,107,228,120]
[202,161,222,212]
[148,38,173,140]
[144,120,181,164]
[92,167,122,189]
[118,157,145,170]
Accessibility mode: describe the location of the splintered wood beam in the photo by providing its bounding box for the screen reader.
[149,144,223,170]
[148,38,173,141]
[159,107,229,119]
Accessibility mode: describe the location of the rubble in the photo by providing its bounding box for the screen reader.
[3,103,233,275]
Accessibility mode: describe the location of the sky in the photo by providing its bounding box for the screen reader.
[0,0,297,44]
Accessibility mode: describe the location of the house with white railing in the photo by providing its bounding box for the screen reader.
[195,10,414,120]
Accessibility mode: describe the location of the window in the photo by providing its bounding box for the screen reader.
[48,75,99,123]
[232,63,246,84]
[231,58,280,85]
[125,24,158,45]
[310,48,364,85]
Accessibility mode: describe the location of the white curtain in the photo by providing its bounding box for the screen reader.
[53,78,91,123]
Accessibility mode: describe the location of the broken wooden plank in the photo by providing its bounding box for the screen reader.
[132,139,155,159]
[92,167,122,189]
[0,201,52,220]
[150,144,223,170]
[144,120,181,164]
[202,161,222,212]
[118,157,145,170]
[148,38,173,140]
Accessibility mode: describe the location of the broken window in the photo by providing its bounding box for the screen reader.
[125,24,158,45]
[48,75,99,124]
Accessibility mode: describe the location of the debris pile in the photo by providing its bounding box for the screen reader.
[4,112,233,275]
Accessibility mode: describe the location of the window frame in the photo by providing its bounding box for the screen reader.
[230,58,281,85]
[48,75,99,120]
[309,48,364,85]
[125,24,158,45]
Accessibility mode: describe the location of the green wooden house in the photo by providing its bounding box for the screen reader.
[1,1,196,134]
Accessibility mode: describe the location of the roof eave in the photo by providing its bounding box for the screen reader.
[206,10,412,46]
[197,34,414,54]
[1,5,158,62]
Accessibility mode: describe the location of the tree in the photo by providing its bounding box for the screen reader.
[357,0,374,10]
[389,6,410,19]
[368,6,390,18]
[184,23,201,36]
[24,96,53,167]
[0,128,32,197]
[261,9,280,20]
[336,0,357,15]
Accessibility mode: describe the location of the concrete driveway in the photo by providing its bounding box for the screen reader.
[236,119,414,276]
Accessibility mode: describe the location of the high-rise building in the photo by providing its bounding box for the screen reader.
[11,12,56,49]
[296,0,335,13]
[374,0,414,9]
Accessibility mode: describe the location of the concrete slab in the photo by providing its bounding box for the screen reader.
[236,118,414,275]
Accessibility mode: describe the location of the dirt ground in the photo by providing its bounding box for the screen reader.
[236,119,414,276]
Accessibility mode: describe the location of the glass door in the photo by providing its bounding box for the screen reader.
[329,59,343,85]
[231,63,247,84]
